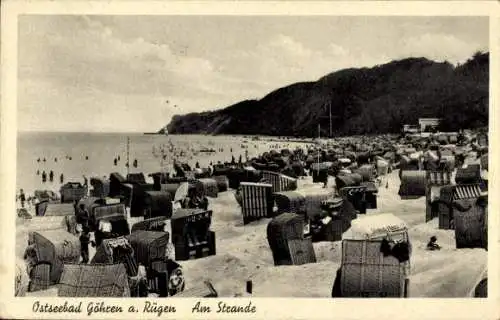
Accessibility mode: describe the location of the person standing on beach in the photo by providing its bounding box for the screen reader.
[133,159,138,168]
[60,173,64,184]
[42,171,47,183]
[49,170,54,182]
[113,158,117,166]
[79,226,91,264]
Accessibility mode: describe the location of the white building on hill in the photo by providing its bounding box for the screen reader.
[418,118,441,132]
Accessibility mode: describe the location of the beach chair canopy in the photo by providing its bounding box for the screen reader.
[342,213,408,241]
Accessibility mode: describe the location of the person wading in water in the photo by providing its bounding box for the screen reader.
[18,189,26,209]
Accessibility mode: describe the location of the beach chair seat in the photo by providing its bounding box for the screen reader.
[267,212,315,266]
[239,182,274,224]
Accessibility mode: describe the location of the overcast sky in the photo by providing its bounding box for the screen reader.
[18,15,489,132]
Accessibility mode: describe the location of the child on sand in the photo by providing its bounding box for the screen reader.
[426,236,441,251]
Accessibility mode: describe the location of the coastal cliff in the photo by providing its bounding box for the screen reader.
[165,52,488,137]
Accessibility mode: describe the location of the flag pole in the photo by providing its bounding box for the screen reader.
[329,100,332,138]
[126,136,130,176]
[317,124,321,174]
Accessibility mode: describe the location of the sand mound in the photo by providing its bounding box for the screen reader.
[250,261,339,297]
[181,253,259,297]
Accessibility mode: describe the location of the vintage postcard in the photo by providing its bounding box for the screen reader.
[1,1,499,319]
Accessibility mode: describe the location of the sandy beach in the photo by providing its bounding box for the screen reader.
[16,144,487,298]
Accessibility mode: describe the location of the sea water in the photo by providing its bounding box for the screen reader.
[16,131,280,197]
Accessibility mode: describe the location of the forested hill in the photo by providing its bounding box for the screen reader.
[164,52,489,137]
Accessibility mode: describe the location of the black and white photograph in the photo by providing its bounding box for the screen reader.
[2,2,496,314]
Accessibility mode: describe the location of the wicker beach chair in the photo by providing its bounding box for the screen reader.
[28,230,80,285]
[437,184,482,230]
[196,178,219,198]
[455,164,482,185]
[127,230,170,266]
[310,163,330,185]
[340,240,407,297]
[109,172,126,197]
[174,280,218,297]
[91,237,138,277]
[28,262,51,292]
[15,258,29,297]
[212,175,229,193]
[398,171,426,198]
[261,170,298,193]
[339,186,368,214]
[59,182,87,203]
[267,212,315,266]
[425,170,452,222]
[143,191,173,219]
[41,203,75,217]
[339,214,411,298]
[90,177,111,198]
[454,193,487,249]
[147,259,185,297]
[355,164,377,182]
[170,208,215,261]
[335,173,362,191]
